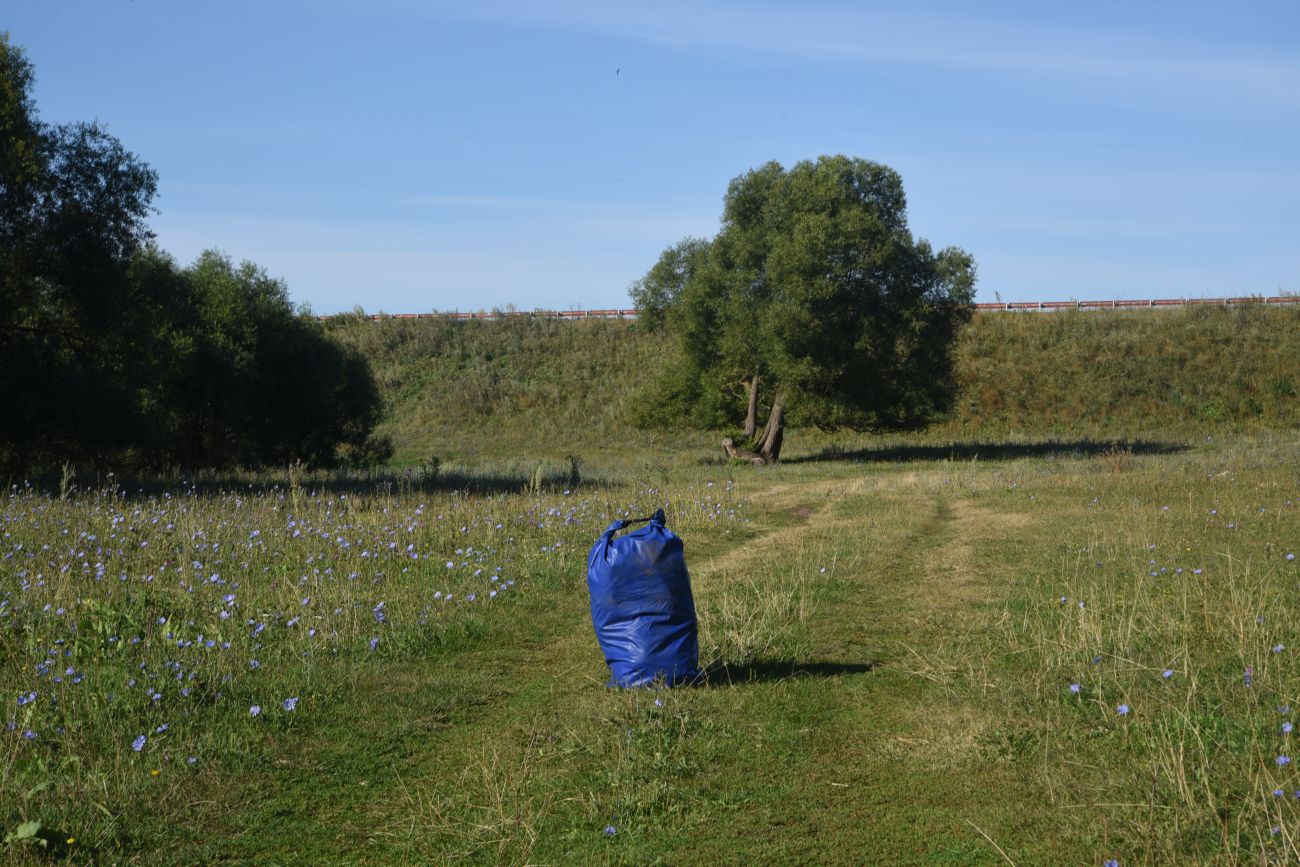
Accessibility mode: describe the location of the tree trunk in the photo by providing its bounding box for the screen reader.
[743,373,760,440]
[757,392,785,462]
[721,437,765,465]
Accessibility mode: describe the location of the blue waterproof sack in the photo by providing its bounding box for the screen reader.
[587,508,700,687]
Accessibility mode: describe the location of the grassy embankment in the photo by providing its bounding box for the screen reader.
[326,304,1300,465]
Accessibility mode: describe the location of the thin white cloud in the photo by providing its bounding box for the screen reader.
[422,0,1300,105]
[395,194,555,208]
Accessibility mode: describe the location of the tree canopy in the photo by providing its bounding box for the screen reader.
[0,34,389,474]
[631,156,976,461]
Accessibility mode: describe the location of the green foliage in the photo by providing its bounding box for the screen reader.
[0,36,387,473]
[3,820,43,847]
[628,236,709,333]
[635,155,977,440]
[1,34,160,472]
[164,250,388,469]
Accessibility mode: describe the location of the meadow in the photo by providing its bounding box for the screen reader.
[3,430,1299,864]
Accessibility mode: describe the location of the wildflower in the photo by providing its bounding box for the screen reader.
[1104,860,1118,867]
[1162,669,1173,679]
[1116,704,1130,715]
[1277,755,1290,766]
[156,723,168,733]
[1244,667,1254,687]
[250,705,261,717]
[249,659,260,669]
[22,730,36,740]
[283,697,298,712]
[1275,788,1286,797]
[186,756,197,765]
[1288,553,1296,562]
[604,825,617,836]
[654,697,664,707]
[132,735,146,751]
[1284,722,1294,734]
[369,636,379,651]
[1069,683,1081,694]
[150,769,160,777]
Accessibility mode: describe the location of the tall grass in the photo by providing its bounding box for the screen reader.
[953,304,1300,436]
[0,475,747,858]
[981,438,1300,861]
[327,305,1300,462]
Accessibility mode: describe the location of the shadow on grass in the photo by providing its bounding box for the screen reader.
[700,658,879,685]
[25,468,598,501]
[786,438,1189,465]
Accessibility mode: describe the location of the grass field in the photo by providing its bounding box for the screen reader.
[3,433,1300,864]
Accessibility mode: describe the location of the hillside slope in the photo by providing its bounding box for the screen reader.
[326,305,1300,461]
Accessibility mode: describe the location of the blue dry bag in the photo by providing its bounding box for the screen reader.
[587,508,700,687]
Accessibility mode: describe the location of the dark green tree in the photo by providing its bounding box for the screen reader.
[632,156,976,461]
[174,251,390,469]
[0,35,390,473]
[1,33,161,470]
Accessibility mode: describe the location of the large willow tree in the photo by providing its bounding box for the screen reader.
[632,156,976,461]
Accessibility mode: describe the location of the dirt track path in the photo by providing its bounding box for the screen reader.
[191,465,1065,865]
[667,466,1061,864]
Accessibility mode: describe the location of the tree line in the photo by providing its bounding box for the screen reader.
[1,34,390,475]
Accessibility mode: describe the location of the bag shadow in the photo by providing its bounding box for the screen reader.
[698,658,879,685]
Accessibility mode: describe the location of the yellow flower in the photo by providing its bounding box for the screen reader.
[151,769,161,777]
[66,837,76,845]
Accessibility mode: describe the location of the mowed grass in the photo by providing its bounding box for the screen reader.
[3,434,1300,864]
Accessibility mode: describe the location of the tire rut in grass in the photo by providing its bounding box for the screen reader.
[703,471,1067,864]
[340,487,837,860]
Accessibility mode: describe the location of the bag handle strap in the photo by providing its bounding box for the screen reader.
[603,508,665,536]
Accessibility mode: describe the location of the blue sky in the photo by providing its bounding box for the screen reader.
[9,1,1299,312]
